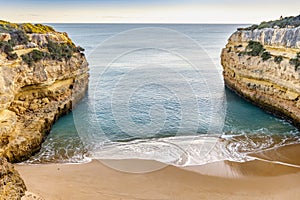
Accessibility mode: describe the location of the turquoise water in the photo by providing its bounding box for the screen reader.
[26,24,299,165]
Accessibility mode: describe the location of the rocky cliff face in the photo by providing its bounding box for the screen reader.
[0,157,26,200]
[221,26,300,128]
[0,21,88,199]
[0,22,89,163]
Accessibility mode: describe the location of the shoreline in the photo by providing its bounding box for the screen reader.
[15,143,300,200]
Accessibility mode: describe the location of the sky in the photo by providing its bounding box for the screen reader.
[0,0,299,24]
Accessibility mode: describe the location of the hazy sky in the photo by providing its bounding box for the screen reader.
[1,0,299,23]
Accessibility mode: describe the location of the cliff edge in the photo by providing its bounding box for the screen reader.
[0,21,89,164]
[221,15,300,128]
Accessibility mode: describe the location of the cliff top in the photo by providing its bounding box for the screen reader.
[0,20,55,34]
[239,15,300,31]
[0,20,84,66]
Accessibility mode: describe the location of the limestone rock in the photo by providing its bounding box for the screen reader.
[0,23,89,162]
[0,33,10,42]
[0,157,26,200]
[229,27,300,49]
[222,26,300,128]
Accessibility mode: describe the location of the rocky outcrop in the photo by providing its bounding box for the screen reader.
[230,27,300,49]
[221,25,300,128]
[0,157,26,200]
[0,22,89,163]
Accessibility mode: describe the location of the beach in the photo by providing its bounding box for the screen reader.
[16,144,300,200]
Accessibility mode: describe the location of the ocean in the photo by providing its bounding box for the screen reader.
[25,24,300,166]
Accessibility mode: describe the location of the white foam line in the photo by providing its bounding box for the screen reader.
[248,156,300,169]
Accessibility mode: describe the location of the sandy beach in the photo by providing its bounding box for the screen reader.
[15,144,300,200]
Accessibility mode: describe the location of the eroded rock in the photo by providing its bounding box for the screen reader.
[0,157,26,200]
[222,26,300,128]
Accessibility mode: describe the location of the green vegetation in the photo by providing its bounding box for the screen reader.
[239,41,272,61]
[0,41,18,60]
[0,20,55,34]
[18,23,55,34]
[0,21,29,60]
[46,39,78,61]
[21,40,85,66]
[9,30,29,45]
[0,29,29,59]
[289,52,300,71]
[0,21,53,48]
[245,41,265,56]
[261,51,272,61]
[274,55,283,64]
[0,41,13,52]
[21,49,48,66]
[76,46,85,52]
[0,20,18,32]
[238,15,300,30]
[0,20,85,65]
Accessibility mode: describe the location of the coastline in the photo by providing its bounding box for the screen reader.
[15,143,300,200]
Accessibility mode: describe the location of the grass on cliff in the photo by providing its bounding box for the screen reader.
[238,15,300,30]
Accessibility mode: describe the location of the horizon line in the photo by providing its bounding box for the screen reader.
[1,20,252,25]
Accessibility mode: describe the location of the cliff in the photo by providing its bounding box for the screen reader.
[221,15,300,128]
[0,20,89,198]
[0,22,89,163]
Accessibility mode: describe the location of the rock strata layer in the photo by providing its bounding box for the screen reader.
[221,26,300,128]
[0,21,89,199]
[0,24,89,162]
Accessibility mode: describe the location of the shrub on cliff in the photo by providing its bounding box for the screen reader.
[21,49,48,66]
[245,41,265,56]
[21,40,84,66]
[46,39,75,61]
[261,51,271,61]
[0,21,29,45]
[7,52,18,60]
[76,46,85,52]
[1,20,55,34]
[274,56,283,64]
[241,41,272,62]
[0,20,18,32]
[0,41,13,52]
[239,15,300,30]
[0,41,18,60]
[289,53,300,71]
[9,30,29,45]
[19,23,55,34]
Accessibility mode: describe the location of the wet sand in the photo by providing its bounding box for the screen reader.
[16,144,300,200]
